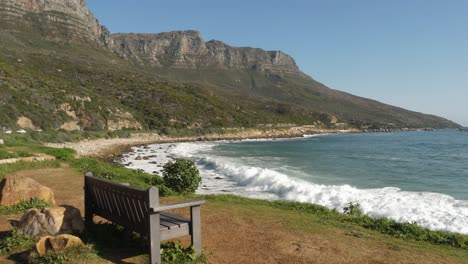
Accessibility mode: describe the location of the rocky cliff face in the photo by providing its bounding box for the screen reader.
[0,0,110,45]
[0,0,300,74]
[110,31,301,73]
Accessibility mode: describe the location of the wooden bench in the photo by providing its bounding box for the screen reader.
[84,172,205,264]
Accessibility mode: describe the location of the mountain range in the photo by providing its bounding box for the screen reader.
[0,0,460,132]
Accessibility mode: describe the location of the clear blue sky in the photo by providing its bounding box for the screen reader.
[87,0,468,126]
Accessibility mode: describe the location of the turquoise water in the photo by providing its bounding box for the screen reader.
[162,130,468,234]
[212,130,468,200]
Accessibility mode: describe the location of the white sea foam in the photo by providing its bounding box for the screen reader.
[124,141,468,235]
[303,133,331,138]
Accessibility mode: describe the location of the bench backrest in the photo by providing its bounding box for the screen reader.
[84,172,158,235]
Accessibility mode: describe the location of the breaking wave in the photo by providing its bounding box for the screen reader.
[166,142,468,234]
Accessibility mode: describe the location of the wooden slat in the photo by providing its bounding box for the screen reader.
[131,197,141,223]
[159,220,174,229]
[161,212,190,223]
[94,208,147,234]
[116,190,131,222]
[110,191,122,216]
[159,218,181,228]
[159,216,188,229]
[92,186,105,210]
[101,189,114,214]
[160,214,189,228]
[125,196,137,224]
[136,199,147,227]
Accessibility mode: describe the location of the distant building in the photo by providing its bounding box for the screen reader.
[16,129,27,134]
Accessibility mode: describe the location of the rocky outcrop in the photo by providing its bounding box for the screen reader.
[0,0,110,45]
[17,206,85,237]
[16,116,36,130]
[110,31,301,74]
[0,175,55,206]
[36,234,84,256]
[60,121,81,131]
[107,110,142,131]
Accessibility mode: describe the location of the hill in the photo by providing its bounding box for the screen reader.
[0,0,460,132]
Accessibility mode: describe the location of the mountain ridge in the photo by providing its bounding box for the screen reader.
[109,30,302,75]
[0,0,460,132]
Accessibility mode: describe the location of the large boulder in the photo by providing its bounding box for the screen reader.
[35,234,84,257]
[0,174,56,206]
[17,206,85,237]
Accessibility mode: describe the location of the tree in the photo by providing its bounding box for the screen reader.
[163,159,201,194]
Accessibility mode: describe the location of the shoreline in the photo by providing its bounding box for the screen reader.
[46,126,360,160]
[45,128,468,235]
[120,132,468,235]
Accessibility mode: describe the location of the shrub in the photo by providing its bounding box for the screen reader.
[343,202,362,217]
[161,241,198,263]
[163,159,201,194]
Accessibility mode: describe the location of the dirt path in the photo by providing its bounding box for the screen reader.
[1,168,467,263]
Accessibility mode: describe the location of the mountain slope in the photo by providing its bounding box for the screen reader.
[0,0,460,131]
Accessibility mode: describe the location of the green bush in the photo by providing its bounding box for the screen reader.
[161,241,198,263]
[163,159,201,194]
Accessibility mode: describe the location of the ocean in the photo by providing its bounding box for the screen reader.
[120,130,468,234]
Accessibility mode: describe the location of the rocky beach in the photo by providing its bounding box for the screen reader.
[46,127,358,159]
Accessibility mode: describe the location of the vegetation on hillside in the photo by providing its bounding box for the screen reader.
[0,17,460,133]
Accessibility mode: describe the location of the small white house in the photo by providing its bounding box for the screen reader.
[16,129,27,134]
[4,130,12,134]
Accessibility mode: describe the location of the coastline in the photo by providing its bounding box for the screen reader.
[45,128,468,235]
[45,126,359,159]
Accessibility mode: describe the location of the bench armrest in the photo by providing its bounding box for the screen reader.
[150,200,205,213]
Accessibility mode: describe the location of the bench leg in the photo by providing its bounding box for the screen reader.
[83,179,93,228]
[149,212,161,264]
[190,205,202,257]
